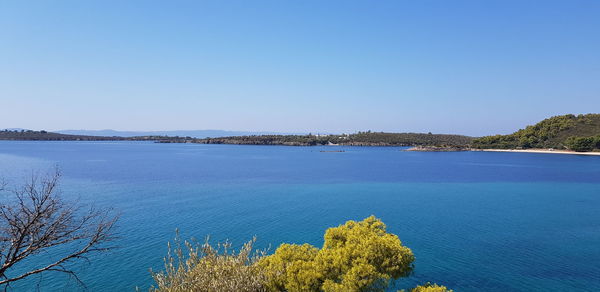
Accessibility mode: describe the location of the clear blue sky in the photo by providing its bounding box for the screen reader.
[1,0,599,136]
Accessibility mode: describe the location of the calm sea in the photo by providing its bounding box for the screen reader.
[0,141,599,291]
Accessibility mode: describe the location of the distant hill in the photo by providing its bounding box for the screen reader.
[0,129,183,142]
[57,129,301,138]
[472,114,600,151]
[0,129,125,141]
[190,132,474,147]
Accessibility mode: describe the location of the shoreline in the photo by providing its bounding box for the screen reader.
[477,149,600,156]
[2,139,600,155]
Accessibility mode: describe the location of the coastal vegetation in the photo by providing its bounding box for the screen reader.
[194,132,473,147]
[472,114,600,151]
[152,216,450,292]
[0,129,470,147]
[151,236,267,292]
[0,129,472,147]
[564,135,600,152]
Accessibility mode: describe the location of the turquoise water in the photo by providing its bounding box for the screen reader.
[1,141,599,291]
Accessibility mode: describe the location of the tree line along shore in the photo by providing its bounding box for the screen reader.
[0,129,474,146]
[2,113,600,152]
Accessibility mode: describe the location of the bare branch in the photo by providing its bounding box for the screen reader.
[0,169,118,288]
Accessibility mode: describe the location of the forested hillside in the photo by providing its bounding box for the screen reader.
[472,114,600,151]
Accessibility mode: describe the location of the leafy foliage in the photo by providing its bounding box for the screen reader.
[472,114,600,150]
[152,217,446,292]
[564,135,600,152]
[258,216,415,291]
[151,236,267,292]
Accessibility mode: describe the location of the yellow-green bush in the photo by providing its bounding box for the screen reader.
[258,216,414,291]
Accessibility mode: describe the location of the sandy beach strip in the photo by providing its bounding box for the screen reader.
[478,149,600,156]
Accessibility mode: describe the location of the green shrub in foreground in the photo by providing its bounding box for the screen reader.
[151,236,266,292]
[151,216,449,292]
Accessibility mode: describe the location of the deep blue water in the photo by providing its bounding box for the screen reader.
[1,141,599,291]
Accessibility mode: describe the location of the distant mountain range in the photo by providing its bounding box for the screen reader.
[56,129,302,138]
